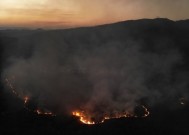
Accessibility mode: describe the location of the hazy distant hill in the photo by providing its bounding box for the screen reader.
[1,18,189,59]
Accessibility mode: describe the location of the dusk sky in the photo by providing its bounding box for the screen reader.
[0,0,189,28]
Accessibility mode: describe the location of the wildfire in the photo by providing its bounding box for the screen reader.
[72,106,150,125]
[72,111,95,125]
[5,76,150,125]
[5,77,56,117]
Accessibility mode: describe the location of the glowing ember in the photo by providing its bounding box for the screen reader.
[5,77,56,117]
[142,105,150,117]
[5,78,19,96]
[24,96,29,104]
[35,109,55,116]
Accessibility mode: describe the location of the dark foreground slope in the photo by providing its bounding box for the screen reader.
[0,18,189,135]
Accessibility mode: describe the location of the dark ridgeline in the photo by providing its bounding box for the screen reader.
[0,18,189,135]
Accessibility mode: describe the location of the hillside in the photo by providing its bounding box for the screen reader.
[0,18,189,135]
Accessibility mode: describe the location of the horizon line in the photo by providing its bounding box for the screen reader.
[0,18,189,30]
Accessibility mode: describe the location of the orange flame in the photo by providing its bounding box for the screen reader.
[5,77,151,124]
[72,111,95,124]
[73,106,150,125]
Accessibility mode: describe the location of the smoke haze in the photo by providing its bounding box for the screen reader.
[1,19,189,115]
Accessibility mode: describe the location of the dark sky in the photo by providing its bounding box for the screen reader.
[0,0,189,28]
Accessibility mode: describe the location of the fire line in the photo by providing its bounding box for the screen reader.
[5,77,151,125]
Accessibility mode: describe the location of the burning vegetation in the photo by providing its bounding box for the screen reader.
[72,105,150,125]
[4,76,151,125]
[5,76,188,125]
[5,77,55,117]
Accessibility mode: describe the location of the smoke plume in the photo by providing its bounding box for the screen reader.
[1,19,189,116]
